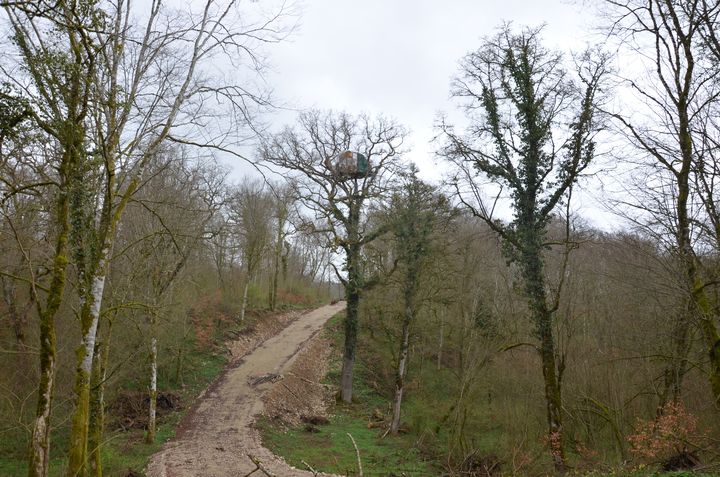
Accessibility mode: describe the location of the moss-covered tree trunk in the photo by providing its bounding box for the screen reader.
[691,276,720,403]
[67,159,143,474]
[28,105,87,474]
[675,95,720,405]
[340,245,360,403]
[520,230,565,471]
[68,251,109,477]
[340,198,362,403]
[27,163,72,477]
[390,302,412,434]
[88,339,104,477]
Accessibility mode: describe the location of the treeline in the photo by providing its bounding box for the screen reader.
[359,214,716,474]
[0,2,333,476]
[2,0,720,476]
[0,143,335,471]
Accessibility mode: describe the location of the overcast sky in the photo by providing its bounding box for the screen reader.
[243,0,619,228]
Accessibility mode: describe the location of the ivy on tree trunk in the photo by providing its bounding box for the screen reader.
[440,25,607,471]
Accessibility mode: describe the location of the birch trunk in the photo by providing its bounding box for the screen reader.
[67,253,108,477]
[88,316,111,477]
[146,321,158,443]
[240,279,250,323]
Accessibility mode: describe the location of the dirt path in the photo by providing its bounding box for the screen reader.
[145,302,346,477]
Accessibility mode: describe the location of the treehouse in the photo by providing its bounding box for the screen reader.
[325,150,370,180]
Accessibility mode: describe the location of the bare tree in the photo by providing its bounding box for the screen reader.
[600,0,720,406]
[3,0,291,473]
[228,181,274,323]
[1,2,97,474]
[133,152,225,445]
[268,183,296,311]
[260,110,406,402]
[439,26,608,470]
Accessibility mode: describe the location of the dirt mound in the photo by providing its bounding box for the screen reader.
[262,332,333,427]
[229,310,302,361]
[108,391,180,430]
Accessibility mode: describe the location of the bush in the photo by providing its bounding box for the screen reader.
[627,402,700,464]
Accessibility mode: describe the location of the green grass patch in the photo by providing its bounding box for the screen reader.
[260,311,440,476]
[260,412,437,476]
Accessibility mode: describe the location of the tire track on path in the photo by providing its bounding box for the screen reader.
[145,301,346,477]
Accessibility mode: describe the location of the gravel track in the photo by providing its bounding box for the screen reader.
[145,302,346,477]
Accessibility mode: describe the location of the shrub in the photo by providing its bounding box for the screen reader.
[627,401,698,461]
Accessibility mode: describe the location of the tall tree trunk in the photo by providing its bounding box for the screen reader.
[675,99,720,405]
[146,315,158,444]
[28,273,61,477]
[28,151,73,477]
[691,276,720,403]
[240,278,250,323]
[340,198,361,403]
[88,340,103,477]
[68,251,109,477]
[390,305,412,434]
[269,212,283,311]
[88,318,112,477]
[340,281,359,403]
[522,242,566,472]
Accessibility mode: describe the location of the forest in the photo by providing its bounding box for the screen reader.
[1,0,720,476]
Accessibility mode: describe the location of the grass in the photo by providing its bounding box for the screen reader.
[259,413,436,476]
[259,311,441,476]
[260,311,720,477]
